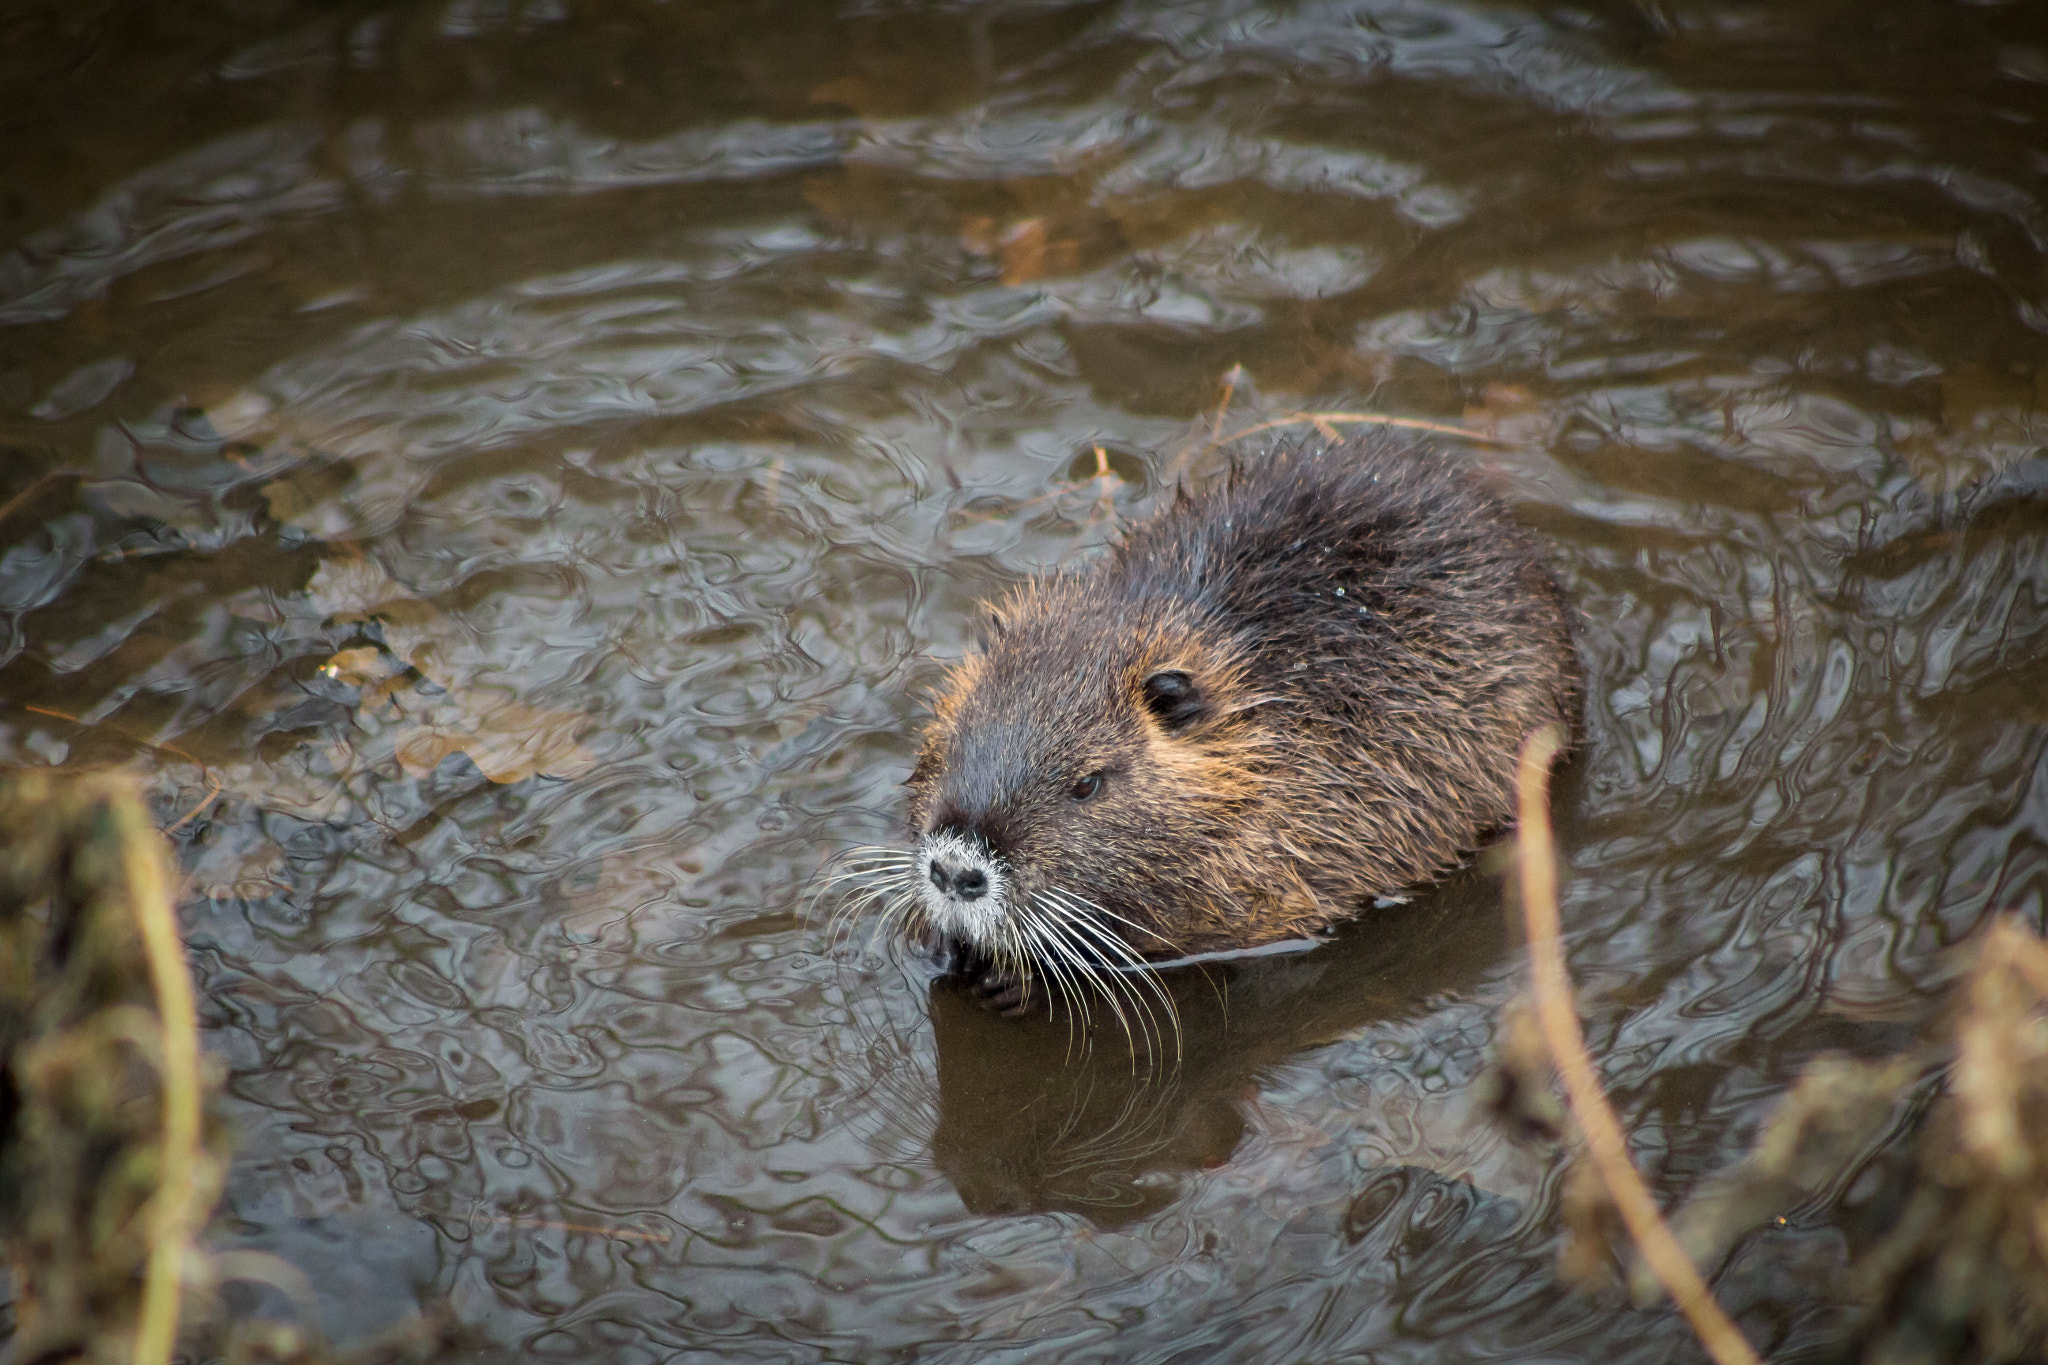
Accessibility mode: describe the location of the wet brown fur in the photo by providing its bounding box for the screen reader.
[905,433,1579,958]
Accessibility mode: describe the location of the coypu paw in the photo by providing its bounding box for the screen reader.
[924,938,1043,1017]
[912,924,959,966]
[965,962,1040,1017]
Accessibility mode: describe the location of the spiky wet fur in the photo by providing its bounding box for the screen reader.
[903,433,1578,972]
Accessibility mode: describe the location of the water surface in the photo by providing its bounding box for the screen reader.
[3,2,2046,1360]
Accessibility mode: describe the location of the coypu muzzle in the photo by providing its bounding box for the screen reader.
[916,829,1011,949]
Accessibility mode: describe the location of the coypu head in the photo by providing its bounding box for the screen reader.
[900,584,1273,984]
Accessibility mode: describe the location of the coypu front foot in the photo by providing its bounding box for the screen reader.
[919,933,1043,1016]
[967,964,1039,1017]
[937,942,1043,1017]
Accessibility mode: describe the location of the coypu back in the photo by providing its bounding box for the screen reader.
[902,434,1578,972]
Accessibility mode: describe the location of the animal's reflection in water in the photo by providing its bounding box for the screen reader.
[922,864,1511,1226]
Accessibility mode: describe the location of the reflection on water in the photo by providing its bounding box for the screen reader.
[925,879,1512,1227]
[3,0,2046,1360]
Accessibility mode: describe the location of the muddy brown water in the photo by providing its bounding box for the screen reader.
[3,2,2047,1361]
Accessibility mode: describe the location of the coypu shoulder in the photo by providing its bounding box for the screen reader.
[900,434,1578,984]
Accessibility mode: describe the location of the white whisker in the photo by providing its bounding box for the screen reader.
[1011,901,1090,1059]
[1029,893,1160,1068]
[1037,889,1183,1065]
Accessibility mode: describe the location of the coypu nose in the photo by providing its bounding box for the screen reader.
[929,858,989,901]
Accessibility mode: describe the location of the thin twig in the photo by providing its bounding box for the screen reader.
[1090,444,1118,526]
[1209,366,1241,445]
[1222,410,1512,448]
[118,793,207,1365]
[15,703,220,834]
[1514,726,1761,1365]
[955,401,1510,533]
[951,447,1130,529]
[161,771,222,833]
[0,470,82,534]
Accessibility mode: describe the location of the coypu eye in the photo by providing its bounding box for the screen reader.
[1070,771,1105,802]
[1141,670,1203,732]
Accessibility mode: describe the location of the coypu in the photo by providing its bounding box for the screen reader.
[843,433,1577,1016]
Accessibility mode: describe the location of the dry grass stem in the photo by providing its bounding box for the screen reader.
[161,770,223,833]
[1209,366,1241,444]
[122,793,209,1365]
[1513,726,1762,1365]
[1218,409,1512,450]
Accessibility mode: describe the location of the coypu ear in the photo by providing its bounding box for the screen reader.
[1141,670,1204,732]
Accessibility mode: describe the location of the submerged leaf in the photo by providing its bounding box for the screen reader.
[304,556,598,786]
[391,696,596,785]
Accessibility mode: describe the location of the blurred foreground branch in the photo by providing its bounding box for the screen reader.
[1642,918,2048,1363]
[1509,726,1764,1365]
[1501,727,2048,1365]
[0,773,467,1365]
[0,772,227,1365]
